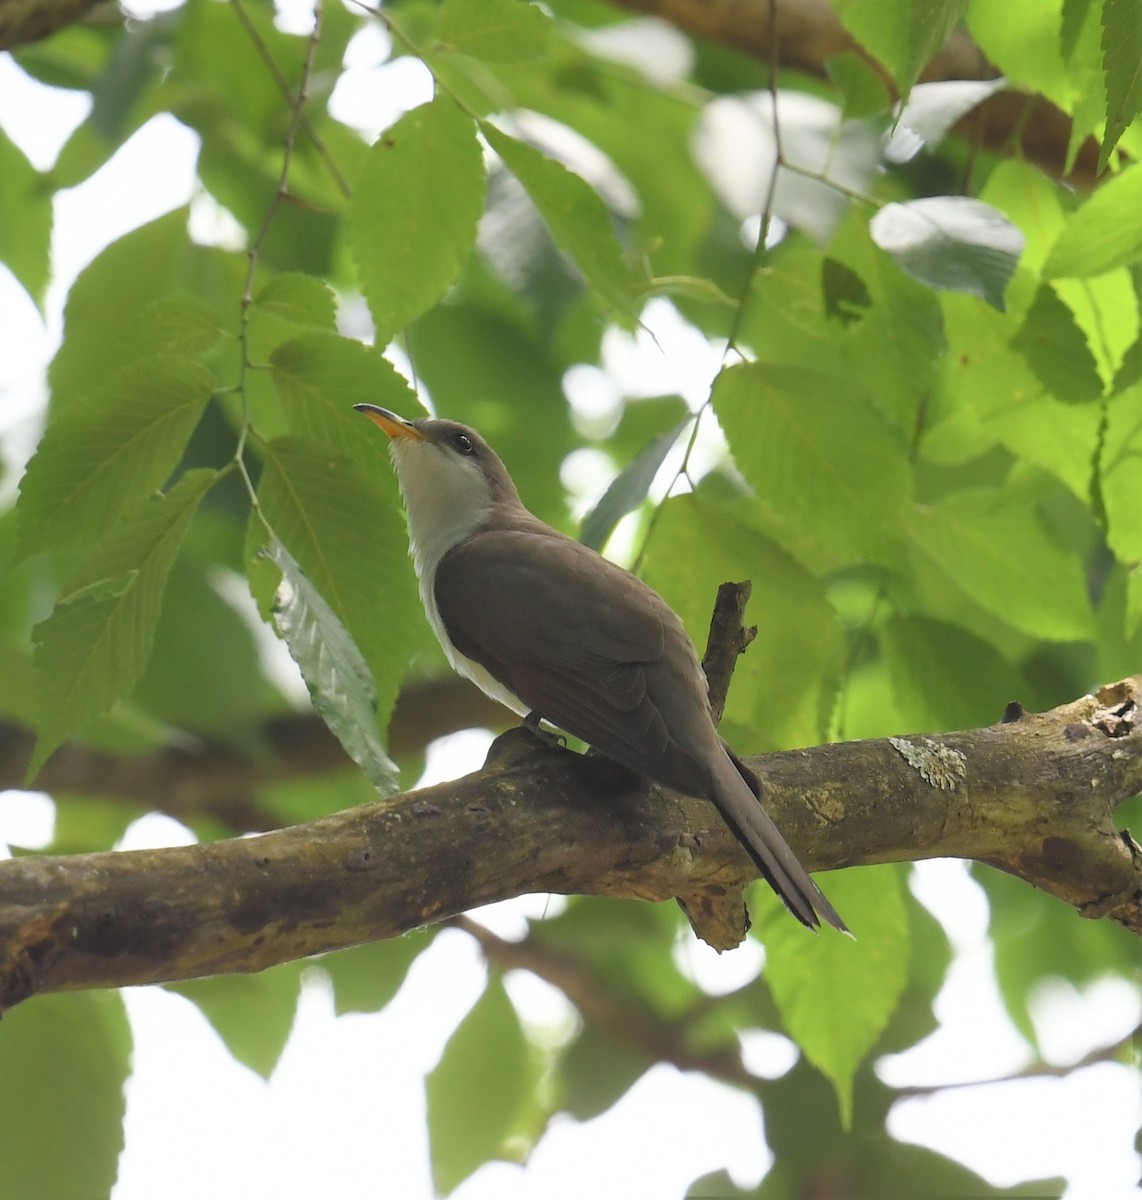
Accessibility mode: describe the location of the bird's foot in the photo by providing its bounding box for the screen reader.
[522,711,566,749]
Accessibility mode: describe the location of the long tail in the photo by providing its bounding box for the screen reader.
[708,744,849,934]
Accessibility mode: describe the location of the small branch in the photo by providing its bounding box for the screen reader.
[451,915,754,1087]
[2,677,1138,1012]
[890,1024,1141,1097]
[701,581,757,725]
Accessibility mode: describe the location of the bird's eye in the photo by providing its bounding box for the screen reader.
[453,432,474,455]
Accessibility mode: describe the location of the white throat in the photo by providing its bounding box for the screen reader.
[389,440,529,717]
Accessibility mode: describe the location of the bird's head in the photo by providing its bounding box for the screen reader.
[355,405,520,565]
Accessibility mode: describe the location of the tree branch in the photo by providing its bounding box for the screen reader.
[2,677,1138,1012]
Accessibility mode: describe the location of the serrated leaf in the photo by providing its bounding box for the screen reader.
[438,0,550,62]
[579,418,689,551]
[756,866,910,1128]
[1100,0,1142,171]
[870,197,1024,311]
[1043,164,1142,278]
[0,125,51,306]
[909,489,1095,641]
[113,294,225,365]
[426,976,531,1194]
[168,965,303,1078]
[833,0,970,100]
[1101,380,1142,563]
[0,992,130,1200]
[30,469,217,772]
[349,98,485,344]
[270,332,421,469]
[266,537,398,793]
[712,362,911,569]
[48,209,195,406]
[481,122,638,320]
[1011,283,1104,403]
[253,273,338,330]
[16,355,214,559]
[881,614,1026,732]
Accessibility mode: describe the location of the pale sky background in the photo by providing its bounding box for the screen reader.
[0,5,1140,1196]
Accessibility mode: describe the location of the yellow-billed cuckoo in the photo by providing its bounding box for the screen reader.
[356,404,846,933]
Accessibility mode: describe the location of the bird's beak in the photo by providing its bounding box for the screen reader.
[354,404,425,441]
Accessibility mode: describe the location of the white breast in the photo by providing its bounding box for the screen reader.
[392,440,530,717]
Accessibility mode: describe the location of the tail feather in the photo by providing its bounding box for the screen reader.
[709,746,849,934]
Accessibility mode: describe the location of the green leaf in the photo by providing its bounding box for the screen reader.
[253,273,338,330]
[349,98,485,344]
[1043,164,1142,278]
[870,197,1024,311]
[1011,283,1104,404]
[48,208,194,406]
[0,125,51,306]
[426,976,531,1194]
[265,537,399,793]
[16,355,214,558]
[642,496,846,751]
[1100,0,1142,171]
[756,865,910,1128]
[1101,379,1142,563]
[826,50,893,121]
[0,991,130,1200]
[881,614,1026,732]
[438,0,551,62]
[579,418,690,551]
[168,964,303,1078]
[909,489,1095,642]
[932,292,1103,500]
[30,469,217,771]
[321,928,435,1015]
[113,294,225,365]
[712,362,911,570]
[270,332,421,470]
[481,122,638,320]
[833,0,969,99]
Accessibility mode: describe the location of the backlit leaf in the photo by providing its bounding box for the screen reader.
[481,122,638,320]
[16,355,214,558]
[713,361,911,570]
[909,489,1095,641]
[426,977,531,1194]
[349,98,485,344]
[1043,164,1142,278]
[438,0,550,62]
[756,865,910,1128]
[31,469,217,771]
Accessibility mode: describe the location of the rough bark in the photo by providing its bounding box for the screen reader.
[2,675,1138,1012]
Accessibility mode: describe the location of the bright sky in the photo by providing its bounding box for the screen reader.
[0,13,1139,1198]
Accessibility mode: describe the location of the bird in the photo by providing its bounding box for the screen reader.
[355,404,846,933]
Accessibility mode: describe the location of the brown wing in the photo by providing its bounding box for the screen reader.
[434,525,715,795]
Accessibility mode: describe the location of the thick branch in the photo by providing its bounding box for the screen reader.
[2,677,1138,1012]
